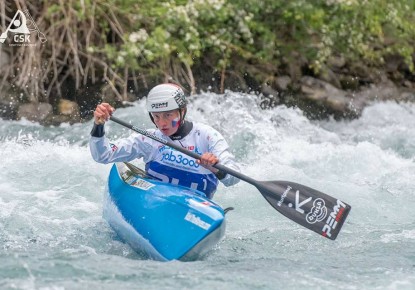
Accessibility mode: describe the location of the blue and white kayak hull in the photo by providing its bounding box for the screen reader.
[103,163,226,261]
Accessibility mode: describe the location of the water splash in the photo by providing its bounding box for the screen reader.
[1,93,414,289]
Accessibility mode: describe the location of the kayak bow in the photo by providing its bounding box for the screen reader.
[103,162,226,261]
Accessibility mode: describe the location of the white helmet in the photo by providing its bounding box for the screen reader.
[146,83,187,112]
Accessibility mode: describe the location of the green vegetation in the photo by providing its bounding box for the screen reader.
[1,0,414,104]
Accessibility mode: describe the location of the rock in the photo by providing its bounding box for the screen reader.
[17,102,53,122]
[348,62,373,79]
[301,76,344,97]
[274,76,291,91]
[56,99,81,124]
[300,76,357,118]
[58,99,80,119]
[260,83,280,109]
[261,82,279,98]
[328,55,346,70]
[317,65,342,88]
[403,80,413,88]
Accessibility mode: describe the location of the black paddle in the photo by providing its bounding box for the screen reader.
[110,116,351,240]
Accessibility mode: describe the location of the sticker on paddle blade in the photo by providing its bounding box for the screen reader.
[306,198,328,224]
[257,181,351,240]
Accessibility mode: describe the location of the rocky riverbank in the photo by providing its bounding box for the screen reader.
[1,62,414,126]
[256,54,415,120]
[259,74,415,120]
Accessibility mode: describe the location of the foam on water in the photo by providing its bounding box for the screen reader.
[1,93,414,289]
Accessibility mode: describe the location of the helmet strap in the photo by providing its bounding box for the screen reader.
[149,113,156,125]
[178,108,187,127]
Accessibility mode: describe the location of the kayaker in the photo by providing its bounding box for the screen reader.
[89,83,240,198]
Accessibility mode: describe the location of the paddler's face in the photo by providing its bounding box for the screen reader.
[151,109,181,136]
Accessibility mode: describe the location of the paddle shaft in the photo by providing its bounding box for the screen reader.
[110,116,257,185]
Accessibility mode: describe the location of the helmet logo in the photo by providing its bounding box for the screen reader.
[174,92,186,108]
[151,102,168,109]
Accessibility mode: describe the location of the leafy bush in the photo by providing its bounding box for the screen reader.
[0,0,414,102]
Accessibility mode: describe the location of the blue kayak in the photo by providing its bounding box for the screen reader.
[103,162,226,261]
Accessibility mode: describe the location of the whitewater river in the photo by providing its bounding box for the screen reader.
[1,92,414,289]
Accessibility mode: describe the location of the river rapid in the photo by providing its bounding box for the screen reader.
[1,92,414,289]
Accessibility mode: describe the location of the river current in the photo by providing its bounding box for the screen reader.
[1,92,414,289]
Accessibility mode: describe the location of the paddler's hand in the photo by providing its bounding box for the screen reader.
[94,103,115,125]
[197,153,219,173]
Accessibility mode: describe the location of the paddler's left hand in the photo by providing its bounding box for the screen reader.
[197,153,219,173]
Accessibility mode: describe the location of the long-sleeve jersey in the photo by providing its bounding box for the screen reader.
[89,122,240,198]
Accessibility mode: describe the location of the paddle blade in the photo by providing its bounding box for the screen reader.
[256,181,351,240]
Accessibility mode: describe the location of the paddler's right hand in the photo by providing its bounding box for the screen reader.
[94,103,115,125]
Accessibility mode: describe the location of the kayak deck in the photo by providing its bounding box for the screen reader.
[103,162,226,261]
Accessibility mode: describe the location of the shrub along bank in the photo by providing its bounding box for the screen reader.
[0,0,414,124]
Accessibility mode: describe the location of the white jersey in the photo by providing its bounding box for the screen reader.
[89,122,240,198]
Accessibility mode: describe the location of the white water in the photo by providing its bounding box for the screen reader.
[1,92,414,289]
